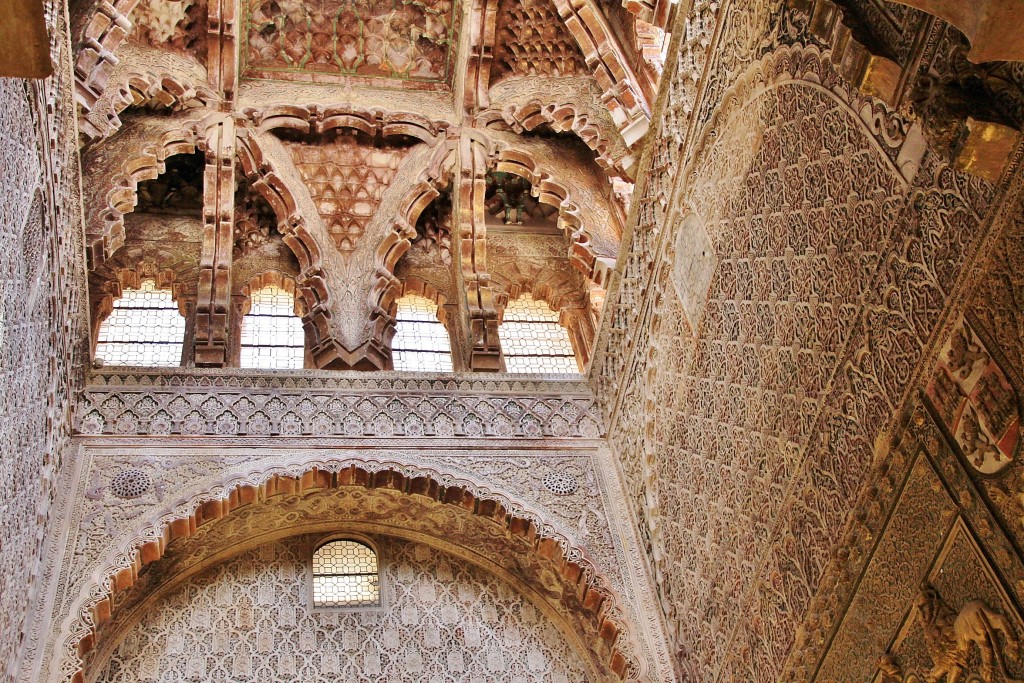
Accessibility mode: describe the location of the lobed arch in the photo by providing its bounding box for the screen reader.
[242,104,450,145]
[236,270,305,318]
[481,100,634,178]
[367,143,459,357]
[58,460,641,683]
[499,280,588,317]
[391,277,450,324]
[489,144,618,286]
[233,128,352,369]
[88,263,193,343]
[80,70,218,144]
[81,114,206,269]
[499,276,600,367]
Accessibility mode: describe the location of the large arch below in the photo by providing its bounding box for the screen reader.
[57,461,641,683]
[87,527,600,681]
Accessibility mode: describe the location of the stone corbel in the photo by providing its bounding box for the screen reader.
[194,115,236,366]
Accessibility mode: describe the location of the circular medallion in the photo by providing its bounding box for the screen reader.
[110,469,153,499]
[542,471,579,495]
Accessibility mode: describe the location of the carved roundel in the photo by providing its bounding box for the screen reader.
[109,469,153,499]
[543,471,579,495]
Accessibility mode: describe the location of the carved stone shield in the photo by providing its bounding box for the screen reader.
[926,316,1021,475]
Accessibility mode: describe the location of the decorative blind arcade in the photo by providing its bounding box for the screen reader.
[392,294,453,372]
[95,280,185,367]
[312,540,381,608]
[240,285,305,369]
[499,294,579,374]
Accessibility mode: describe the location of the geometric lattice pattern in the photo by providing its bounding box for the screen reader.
[312,540,380,608]
[95,280,185,367]
[392,294,453,372]
[95,536,589,681]
[491,0,588,81]
[287,138,407,252]
[499,295,579,374]
[240,285,305,370]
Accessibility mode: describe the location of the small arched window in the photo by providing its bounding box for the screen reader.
[240,285,305,369]
[312,539,380,608]
[391,293,453,372]
[95,279,185,367]
[499,294,580,374]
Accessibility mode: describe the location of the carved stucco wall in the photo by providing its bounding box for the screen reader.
[27,370,676,683]
[591,0,1021,680]
[95,534,591,682]
[0,0,87,681]
[787,174,1024,681]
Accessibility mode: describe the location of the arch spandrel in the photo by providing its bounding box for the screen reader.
[52,458,650,683]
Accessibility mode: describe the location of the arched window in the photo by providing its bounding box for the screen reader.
[240,285,305,369]
[499,294,580,374]
[312,539,380,608]
[95,279,184,367]
[391,293,453,372]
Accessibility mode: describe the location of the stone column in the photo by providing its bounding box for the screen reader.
[457,134,503,371]
[194,117,236,366]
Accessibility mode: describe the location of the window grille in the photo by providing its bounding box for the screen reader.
[240,285,305,369]
[392,294,453,372]
[499,294,580,374]
[95,279,184,367]
[312,540,380,608]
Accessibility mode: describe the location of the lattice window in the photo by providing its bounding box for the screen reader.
[95,280,184,367]
[312,540,381,608]
[240,285,305,369]
[392,293,453,372]
[499,294,580,374]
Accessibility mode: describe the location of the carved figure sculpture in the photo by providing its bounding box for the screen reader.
[960,407,1005,470]
[948,327,989,379]
[914,583,1022,683]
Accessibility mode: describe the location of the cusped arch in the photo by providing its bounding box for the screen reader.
[244,104,449,145]
[490,145,616,284]
[237,270,305,317]
[367,142,458,353]
[89,262,193,343]
[234,128,351,369]
[82,115,205,268]
[485,100,633,178]
[81,70,218,144]
[60,460,641,683]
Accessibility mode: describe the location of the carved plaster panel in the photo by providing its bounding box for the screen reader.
[27,373,676,683]
[795,401,1024,683]
[94,535,593,681]
[590,1,1016,680]
[77,368,603,438]
[0,1,90,681]
[243,0,459,87]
